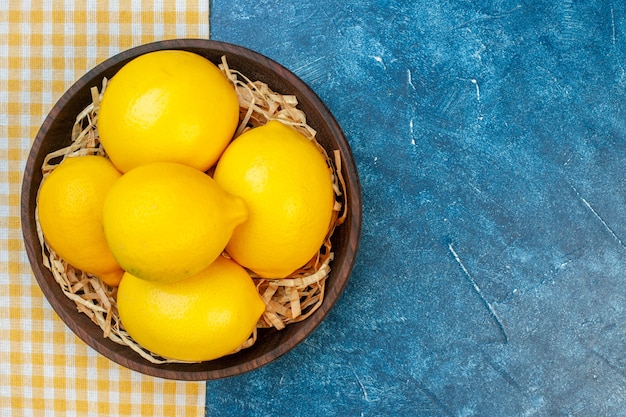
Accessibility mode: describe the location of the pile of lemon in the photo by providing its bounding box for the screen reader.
[37,50,335,362]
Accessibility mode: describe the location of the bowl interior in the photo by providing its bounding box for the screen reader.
[21,39,362,380]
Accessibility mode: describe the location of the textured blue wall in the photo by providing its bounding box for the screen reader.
[208,1,626,415]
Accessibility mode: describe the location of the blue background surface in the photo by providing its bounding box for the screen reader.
[207,1,626,415]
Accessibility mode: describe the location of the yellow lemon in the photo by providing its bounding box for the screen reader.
[37,155,124,287]
[97,49,239,173]
[213,120,335,278]
[117,255,265,362]
[102,162,247,283]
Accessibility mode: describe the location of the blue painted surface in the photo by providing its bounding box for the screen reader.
[207,1,626,415]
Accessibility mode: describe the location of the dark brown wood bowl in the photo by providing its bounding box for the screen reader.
[20,39,362,381]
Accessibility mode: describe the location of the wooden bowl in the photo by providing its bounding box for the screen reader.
[20,39,362,381]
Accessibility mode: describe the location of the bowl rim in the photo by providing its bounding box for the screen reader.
[20,38,362,380]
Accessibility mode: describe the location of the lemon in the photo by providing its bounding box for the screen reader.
[117,255,265,362]
[102,162,247,283]
[97,50,239,173]
[37,155,124,287]
[213,120,335,278]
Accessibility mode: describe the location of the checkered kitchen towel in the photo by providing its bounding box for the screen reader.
[1,2,209,416]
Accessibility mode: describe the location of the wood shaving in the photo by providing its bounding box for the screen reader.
[35,56,347,364]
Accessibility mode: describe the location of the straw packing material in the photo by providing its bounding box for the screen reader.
[35,57,347,364]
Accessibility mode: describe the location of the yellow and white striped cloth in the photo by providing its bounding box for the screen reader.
[1,2,209,415]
